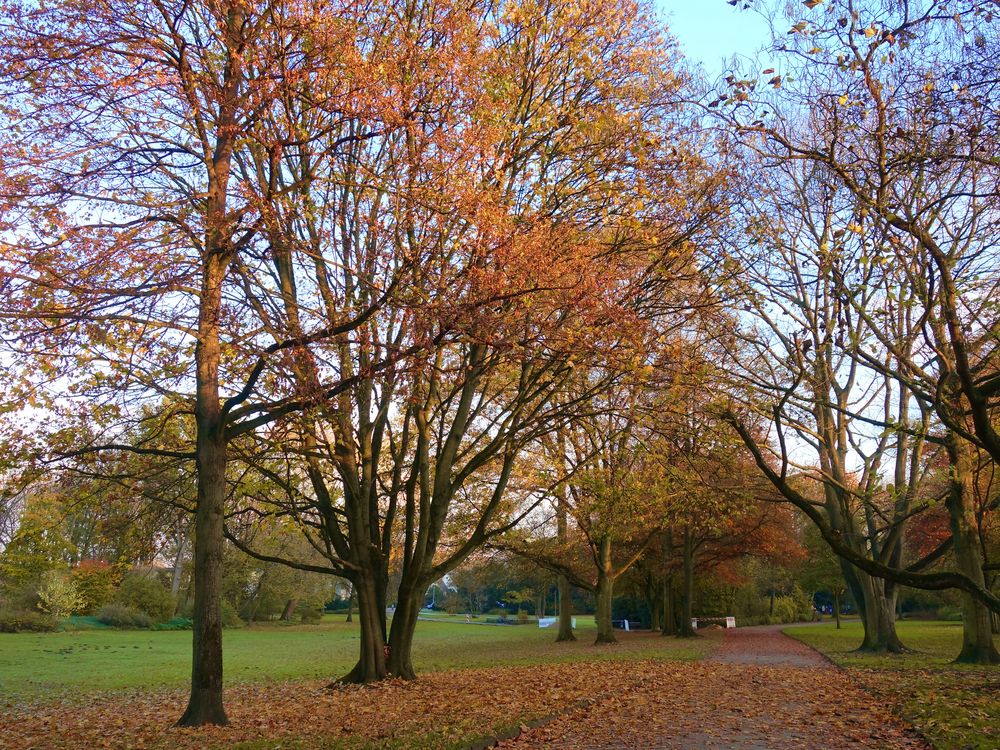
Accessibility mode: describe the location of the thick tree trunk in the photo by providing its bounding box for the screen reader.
[839,548,904,652]
[594,571,616,644]
[280,599,297,621]
[955,590,999,663]
[387,579,422,679]
[338,576,388,683]
[556,573,576,642]
[678,527,696,638]
[855,571,905,653]
[593,537,616,644]
[946,433,1000,664]
[178,254,230,728]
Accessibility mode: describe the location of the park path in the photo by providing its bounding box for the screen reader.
[497,625,930,750]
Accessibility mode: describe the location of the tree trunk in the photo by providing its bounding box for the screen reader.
[556,574,576,642]
[834,590,841,629]
[170,527,187,605]
[649,590,661,632]
[593,537,617,644]
[280,599,297,621]
[554,461,575,642]
[661,575,677,636]
[945,432,1000,664]
[338,575,388,683]
[346,584,354,623]
[854,571,905,653]
[387,579,422,679]
[594,571,616,644]
[178,254,230,728]
[678,527,696,638]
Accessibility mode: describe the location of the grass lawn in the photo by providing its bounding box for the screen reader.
[0,613,710,701]
[786,620,1000,750]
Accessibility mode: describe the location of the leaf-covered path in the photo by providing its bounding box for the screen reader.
[0,627,933,749]
[498,626,931,750]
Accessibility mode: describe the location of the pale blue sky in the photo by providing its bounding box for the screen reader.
[656,0,772,78]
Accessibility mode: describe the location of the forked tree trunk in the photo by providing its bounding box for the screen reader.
[338,576,388,683]
[387,579,422,679]
[854,570,905,653]
[840,550,904,653]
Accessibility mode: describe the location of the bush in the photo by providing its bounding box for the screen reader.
[152,616,193,631]
[0,609,58,632]
[179,599,244,628]
[221,598,244,628]
[296,600,324,624]
[37,569,85,619]
[772,586,814,624]
[938,606,964,622]
[72,560,119,613]
[61,615,110,631]
[115,573,175,623]
[97,603,152,629]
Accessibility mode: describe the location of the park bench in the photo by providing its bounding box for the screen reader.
[691,616,736,629]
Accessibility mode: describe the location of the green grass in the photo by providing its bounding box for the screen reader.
[786,620,1000,750]
[0,613,709,701]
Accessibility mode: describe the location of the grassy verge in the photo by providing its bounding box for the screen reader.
[0,613,710,701]
[786,620,1000,750]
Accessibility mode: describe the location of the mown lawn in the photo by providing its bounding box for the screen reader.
[0,614,710,701]
[786,620,1000,750]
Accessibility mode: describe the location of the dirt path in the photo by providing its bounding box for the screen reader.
[498,626,930,750]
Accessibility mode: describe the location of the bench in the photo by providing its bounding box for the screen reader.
[691,616,736,629]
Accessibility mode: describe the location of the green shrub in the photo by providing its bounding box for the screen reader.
[220,599,244,628]
[296,599,324,624]
[937,606,963,622]
[37,569,85,619]
[61,615,110,631]
[97,603,152,629]
[115,574,175,623]
[152,616,193,631]
[772,586,814,624]
[0,609,58,632]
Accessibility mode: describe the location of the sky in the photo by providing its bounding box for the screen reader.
[656,0,773,79]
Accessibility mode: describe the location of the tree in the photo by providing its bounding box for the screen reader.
[0,0,423,723]
[223,0,723,681]
[717,0,1000,662]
